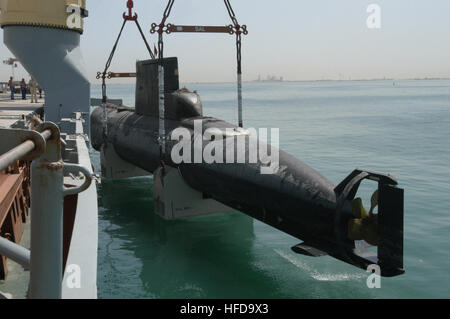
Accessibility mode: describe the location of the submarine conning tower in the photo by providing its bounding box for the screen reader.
[135,57,203,120]
[0,0,90,135]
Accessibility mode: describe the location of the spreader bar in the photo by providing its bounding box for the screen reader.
[166,24,233,34]
[107,72,136,78]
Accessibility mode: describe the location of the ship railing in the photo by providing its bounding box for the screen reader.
[0,122,92,299]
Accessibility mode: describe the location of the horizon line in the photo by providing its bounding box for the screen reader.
[90,77,450,86]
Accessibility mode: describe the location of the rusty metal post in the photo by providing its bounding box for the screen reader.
[29,123,63,299]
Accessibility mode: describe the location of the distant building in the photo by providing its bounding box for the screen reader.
[255,74,284,82]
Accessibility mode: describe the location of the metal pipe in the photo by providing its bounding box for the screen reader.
[40,129,52,141]
[0,140,35,172]
[0,129,51,172]
[0,237,30,270]
[29,125,63,299]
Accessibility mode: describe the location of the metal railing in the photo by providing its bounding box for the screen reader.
[0,122,92,299]
[0,129,50,172]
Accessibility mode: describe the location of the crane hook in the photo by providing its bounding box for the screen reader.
[123,0,138,21]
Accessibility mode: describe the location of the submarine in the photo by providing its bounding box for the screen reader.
[91,57,404,277]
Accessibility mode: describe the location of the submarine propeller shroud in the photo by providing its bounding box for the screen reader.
[91,57,404,277]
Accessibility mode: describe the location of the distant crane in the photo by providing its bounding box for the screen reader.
[2,57,19,80]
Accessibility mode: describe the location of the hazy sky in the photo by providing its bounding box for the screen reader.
[1,0,450,83]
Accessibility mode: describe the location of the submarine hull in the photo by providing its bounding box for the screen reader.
[92,106,371,268]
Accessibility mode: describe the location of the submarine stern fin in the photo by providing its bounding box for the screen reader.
[332,169,405,277]
[291,243,328,257]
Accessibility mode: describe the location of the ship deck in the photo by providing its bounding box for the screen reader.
[0,94,44,129]
[0,221,30,299]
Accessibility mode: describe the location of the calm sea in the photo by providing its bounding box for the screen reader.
[91,80,450,298]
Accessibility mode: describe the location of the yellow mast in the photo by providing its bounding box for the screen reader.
[0,0,87,33]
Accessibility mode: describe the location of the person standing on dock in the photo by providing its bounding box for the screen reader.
[20,79,26,100]
[29,77,38,103]
[8,77,15,100]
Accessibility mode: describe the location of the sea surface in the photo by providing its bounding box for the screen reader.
[91,80,450,298]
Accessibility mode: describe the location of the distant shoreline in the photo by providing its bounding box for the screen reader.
[91,77,450,86]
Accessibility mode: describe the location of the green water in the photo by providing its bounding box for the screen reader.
[92,80,450,298]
